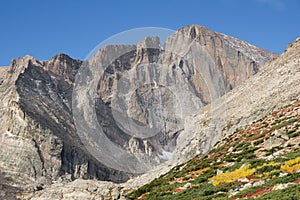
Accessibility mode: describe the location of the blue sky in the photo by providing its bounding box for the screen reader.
[0,0,299,66]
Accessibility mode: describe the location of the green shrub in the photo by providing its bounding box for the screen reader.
[265,172,300,186]
[256,164,280,174]
[272,118,298,130]
[268,171,280,178]
[253,139,264,146]
[288,131,300,138]
[203,189,215,196]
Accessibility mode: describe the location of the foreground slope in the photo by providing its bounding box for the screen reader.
[128,100,300,199]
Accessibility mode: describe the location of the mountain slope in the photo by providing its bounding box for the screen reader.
[172,36,300,164]
[127,36,300,199]
[128,100,300,199]
[0,55,133,187]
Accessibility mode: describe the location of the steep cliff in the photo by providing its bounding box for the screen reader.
[76,24,276,174]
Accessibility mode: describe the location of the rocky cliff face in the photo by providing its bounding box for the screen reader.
[0,55,132,189]
[0,24,276,196]
[77,25,276,173]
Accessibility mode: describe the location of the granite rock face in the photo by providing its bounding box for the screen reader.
[82,25,276,173]
[0,25,276,194]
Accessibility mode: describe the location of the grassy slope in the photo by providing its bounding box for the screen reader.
[128,100,300,200]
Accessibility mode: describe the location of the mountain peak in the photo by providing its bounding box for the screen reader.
[137,36,160,49]
[179,24,212,37]
[49,53,74,62]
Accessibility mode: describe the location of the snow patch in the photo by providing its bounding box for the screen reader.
[218,33,274,65]
[158,150,173,160]
[4,131,14,137]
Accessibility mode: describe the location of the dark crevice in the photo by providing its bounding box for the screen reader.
[32,138,46,176]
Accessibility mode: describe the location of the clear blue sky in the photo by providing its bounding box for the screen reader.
[0,0,299,66]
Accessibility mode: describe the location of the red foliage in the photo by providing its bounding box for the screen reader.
[172,187,184,193]
[243,186,272,198]
[293,178,300,183]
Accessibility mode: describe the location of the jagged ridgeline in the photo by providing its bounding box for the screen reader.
[0,25,277,197]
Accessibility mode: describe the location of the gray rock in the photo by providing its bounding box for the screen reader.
[240,183,252,191]
[182,182,192,189]
[253,180,265,187]
[264,136,285,150]
[238,178,250,183]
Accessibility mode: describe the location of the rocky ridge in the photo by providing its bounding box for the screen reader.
[0,67,8,87]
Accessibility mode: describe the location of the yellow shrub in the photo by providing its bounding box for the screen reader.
[209,164,256,186]
[283,157,300,166]
[189,167,211,176]
[260,161,280,167]
[281,157,300,173]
